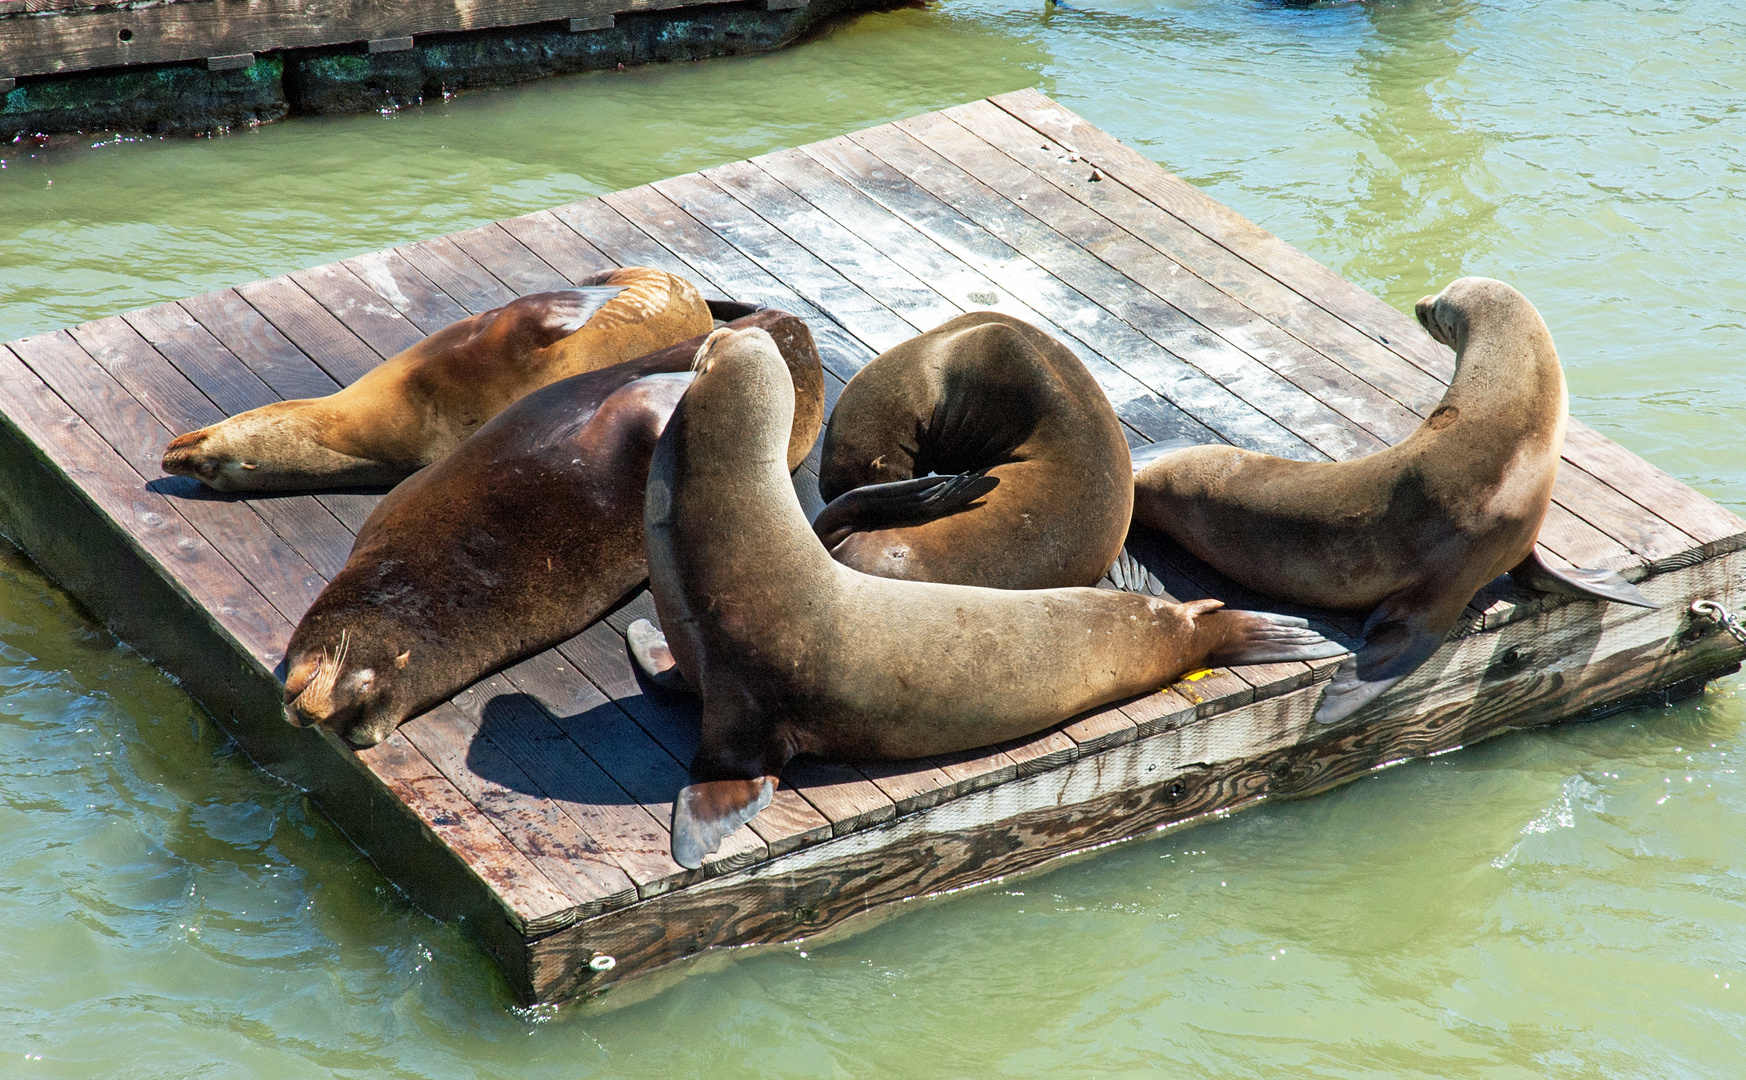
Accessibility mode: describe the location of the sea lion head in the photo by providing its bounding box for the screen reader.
[1414,276,1534,352]
[282,618,414,747]
[162,402,406,491]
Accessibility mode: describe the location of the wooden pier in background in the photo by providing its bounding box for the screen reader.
[2,90,1743,1004]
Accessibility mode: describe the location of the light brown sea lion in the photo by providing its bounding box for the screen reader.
[1131,276,1655,728]
[642,326,1346,868]
[282,310,824,747]
[814,311,1132,588]
[625,312,1133,688]
[161,266,713,491]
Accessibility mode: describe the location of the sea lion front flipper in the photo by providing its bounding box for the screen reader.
[1315,593,1452,727]
[1509,546,1659,609]
[626,618,691,691]
[671,776,774,870]
[812,472,999,549]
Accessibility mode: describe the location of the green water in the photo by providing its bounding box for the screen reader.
[3,0,1745,1074]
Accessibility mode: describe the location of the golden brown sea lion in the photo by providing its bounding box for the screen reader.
[1131,276,1655,727]
[161,266,712,491]
[814,312,1132,589]
[643,326,1346,868]
[282,311,824,747]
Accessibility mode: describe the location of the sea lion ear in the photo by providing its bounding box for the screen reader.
[671,777,774,869]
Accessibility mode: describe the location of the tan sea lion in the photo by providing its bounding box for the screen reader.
[814,311,1132,589]
[282,311,824,747]
[1131,276,1655,728]
[643,326,1347,868]
[161,266,713,491]
[626,312,1134,688]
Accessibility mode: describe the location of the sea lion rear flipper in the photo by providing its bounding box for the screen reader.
[1510,546,1659,609]
[1315,594,1452,727]
[672,776,774,870]
[812,472,999,549]
[1207,610,1351,666]
[627,618,691,692]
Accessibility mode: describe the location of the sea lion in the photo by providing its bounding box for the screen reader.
[1130,276,1656,728]
[643,326,1346,868]
[161,266,713,491]
[627,312,1133,687]
[814,311,1132,589]
[282,310,824,747]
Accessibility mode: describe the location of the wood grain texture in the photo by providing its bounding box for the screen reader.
[0,0,779,78]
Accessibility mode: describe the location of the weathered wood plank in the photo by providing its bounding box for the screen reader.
[849,123,1375,462]
[0,341,291,668]
[988,88,1457,383]
[801,134,1314,459]
[12,328,327,625]
[0,0,761,79]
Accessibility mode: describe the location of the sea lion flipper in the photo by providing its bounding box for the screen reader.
[671,776,774,870]
[1314,595,1451,727]
[1509,546,1659,609]
[1207,610,1351,666]
[812,472,1000,549]
[627,618,691,692]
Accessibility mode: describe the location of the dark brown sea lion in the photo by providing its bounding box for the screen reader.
[643,326,1346,868]
[814,311,1132,588]
[1131,276,1655,728]
[162,266,713,491]
[281,310,824,747]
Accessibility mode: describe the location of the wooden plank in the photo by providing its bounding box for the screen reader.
[0,341,291,669]
[801,134,1314,459]
[236,276,387,382]
[706,152,1207,449]
[849,122,1377,463]
[401,701,638,915]
[11,329,327,625]
[988,89,1456,382]
[749,146,1222,448]
[1563,422,1746,546]
[648,173,926,351]
[395,236,519,314]
[1554,462,1697,563]
[70,314,356,583]
[447,671,689,894]
[177,289,341,401]
[950,97,1450,414]
[290,262,427,359]
[899,108,1425,450]
[553,622,769,873]
[577,190,874,385]
[356,732,576,929]
[448,223,574,294]
[497,211,617,285]
[704,158,965,332]
[343,249,473,334]
[0,0,746,79]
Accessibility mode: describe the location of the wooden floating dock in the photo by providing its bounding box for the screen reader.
[2,90,1743,1005]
